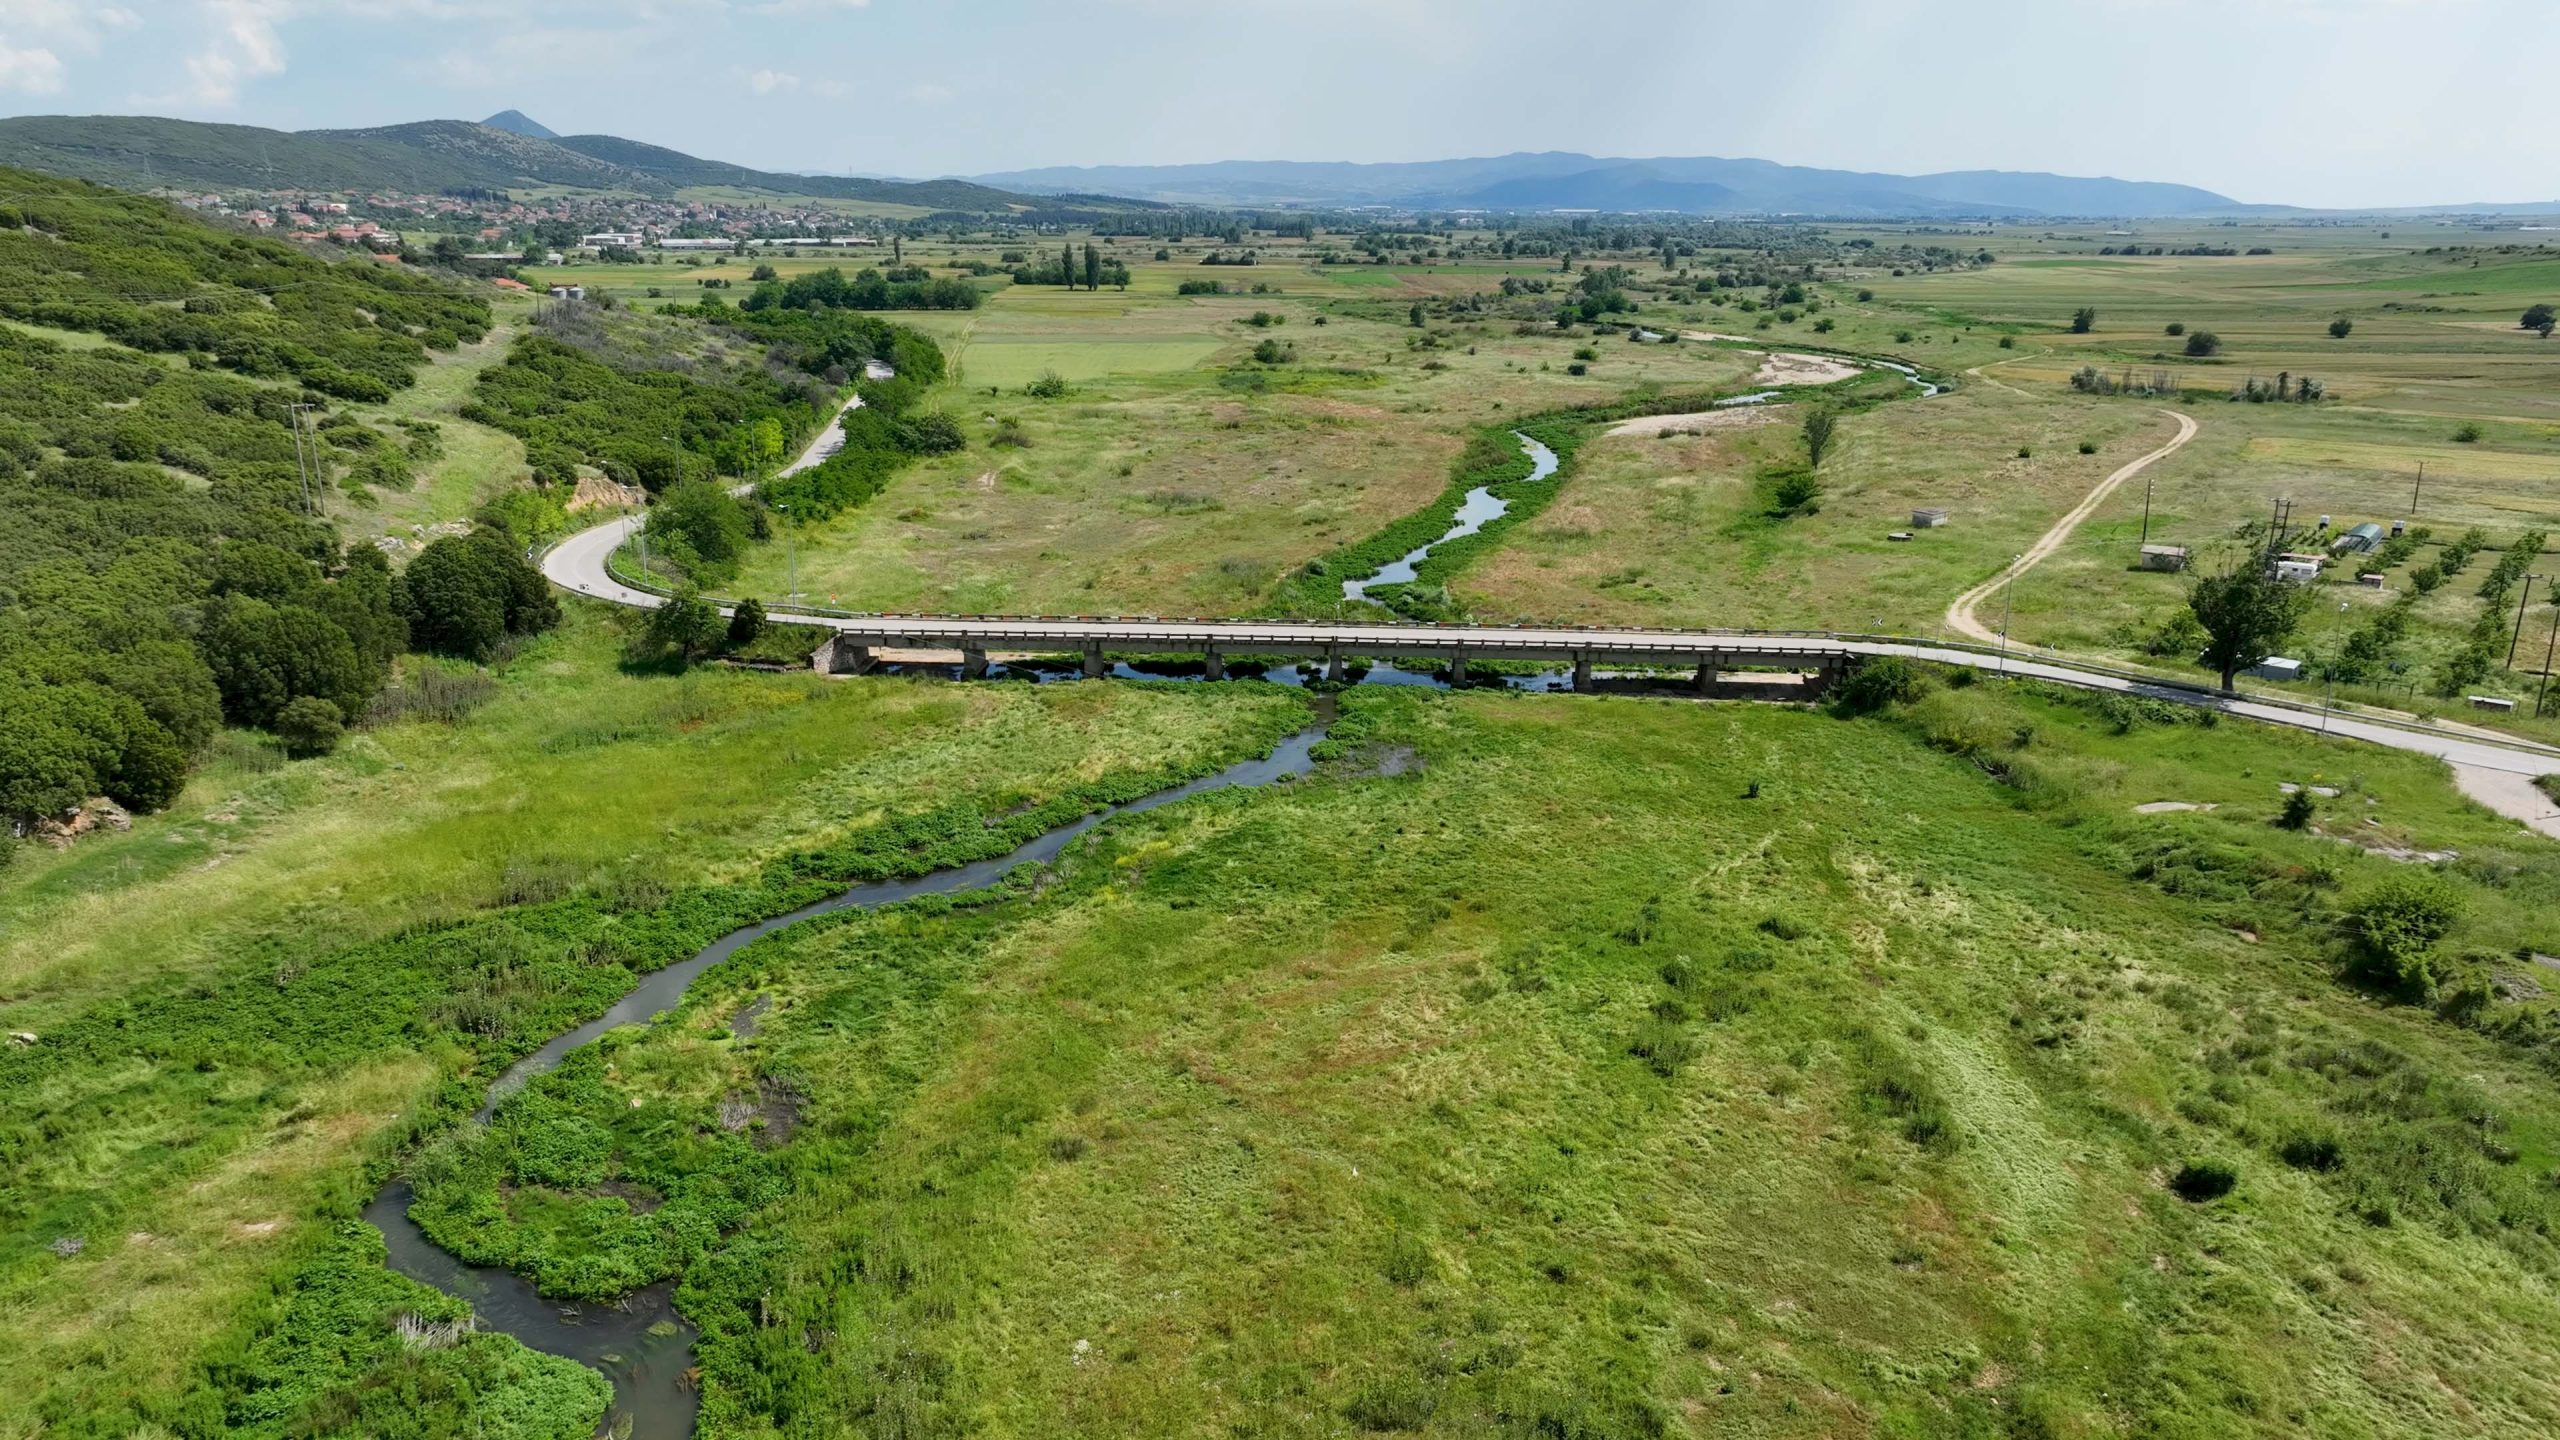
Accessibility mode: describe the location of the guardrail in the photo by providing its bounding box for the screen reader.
[559,533,2559,760]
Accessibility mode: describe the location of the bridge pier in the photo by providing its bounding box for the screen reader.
[1323,647,1347,685]
[1203,645,1225,681]
[1447,649,1468,689]
[1572,652,1593,692]
[961,647,989,680]
[816,635,875,675]
[1694,658,1721,694]
[1081,645,1107,680]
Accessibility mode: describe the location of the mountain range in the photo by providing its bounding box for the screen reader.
[0,113,1037,212]
[966,152,2248,217]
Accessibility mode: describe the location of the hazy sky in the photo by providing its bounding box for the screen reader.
[0,0,2548,207]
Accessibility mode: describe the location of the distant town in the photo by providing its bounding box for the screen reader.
[169,185,889,264]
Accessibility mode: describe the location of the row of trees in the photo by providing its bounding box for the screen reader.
[737,264,980,312]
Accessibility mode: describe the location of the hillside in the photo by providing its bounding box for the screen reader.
[0,113,1044,212]
[971,149,2244,216]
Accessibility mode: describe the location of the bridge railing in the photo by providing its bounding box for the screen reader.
[562,536,2557,759]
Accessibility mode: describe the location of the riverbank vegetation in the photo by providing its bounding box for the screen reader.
[315,672,2560,1438]
[0,612,1309,1438]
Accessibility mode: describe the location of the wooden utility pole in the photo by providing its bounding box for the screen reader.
[2510,573,2539,668]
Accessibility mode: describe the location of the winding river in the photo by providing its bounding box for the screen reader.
[371,359,1950,1436]
[1342,431,1559,603]
[368,704,1338,1440]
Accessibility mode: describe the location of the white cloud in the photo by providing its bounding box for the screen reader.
[0,41,64,93]
[747,67,800,95]
[0,0,136,94]
[903,80,951,104]
[180,0,292,105]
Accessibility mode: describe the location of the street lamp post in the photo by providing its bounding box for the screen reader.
[776,501,797,605]
[1998,556,2020,675]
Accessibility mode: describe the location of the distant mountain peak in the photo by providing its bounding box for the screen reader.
[481,110,557,140]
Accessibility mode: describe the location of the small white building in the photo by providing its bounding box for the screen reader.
[1911,508,1950,529]
[2139,544,2190,572]
[2251,656,2304,682]
[2274,559,2321,585]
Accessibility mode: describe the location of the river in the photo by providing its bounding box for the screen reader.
[367,703,1338,1440]
[1342,430,1559,603]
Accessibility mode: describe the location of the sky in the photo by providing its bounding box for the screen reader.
[0,0,2550,208]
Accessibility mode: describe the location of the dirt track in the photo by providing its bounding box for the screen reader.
[1944,408,2199,644]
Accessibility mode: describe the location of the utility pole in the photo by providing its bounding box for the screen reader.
[286,402,321,515]
[2411,461,2424,516]
[2140,472,2154,546]
[2512,573,2540,668]
[2538,600,2560,717]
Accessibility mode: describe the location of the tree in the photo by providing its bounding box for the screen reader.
[2183,330,2222,357]
[1801,409,1839,468]
[403,530,558,660]
[647,478,752,578]
[2327,317,2353,339]
[1061,240,1075,289]
[643,588,723,666]
[2188,561,2311,693]
[2522,303,2556,333]
[2069,306,2096,334]
[199,595,373,729]
[726,596,767,647]
[1082,243,1100,292]
[1408,303,1424,328]
[275,695,346,758]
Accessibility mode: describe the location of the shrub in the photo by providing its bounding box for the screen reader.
[2278,1133,2344,1172]
[1628,1018,1698,1077]
[2278,788,2317,830]
[725,596,767,647]
[2078,440,2097,454]
[2170,1160,2238,1202]
[1833,655,1931,714]
[2328,318,2353,339]
[2452,422,2483,443]
[2348,871,2465,989]
[2165,322,2186,336]
[1023,370,1070,399]
[2183,330,2222,357]
[275,695,346,758]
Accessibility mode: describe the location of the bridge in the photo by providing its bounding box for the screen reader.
[540,509,2560,834]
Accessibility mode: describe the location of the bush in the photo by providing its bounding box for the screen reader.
[2278,788,2317,830]
[1833,656,1931,714]
[2183,330,2222,357]
[275,695,346,758]
[2170,1160,2238,1202]
[2452,422,2483,443]
[2348,871,2465,989]
[726,596,767,647]
[2078,440,2097,454]
[1023,371,1070,399]
[2166,322,2186,336]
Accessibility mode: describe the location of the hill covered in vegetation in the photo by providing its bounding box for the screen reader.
[0,168,575,835]
[0,114,1057,213]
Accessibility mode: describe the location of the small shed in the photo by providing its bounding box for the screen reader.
[1911,508,1950,529]
[2470,695,2518,713]
[2252,656,2304,682]
[2357,572,2386,588]
[2139,543,2190,572]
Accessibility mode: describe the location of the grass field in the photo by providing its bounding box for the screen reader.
[387,675,2560,1438]
[0,607,1311,1436]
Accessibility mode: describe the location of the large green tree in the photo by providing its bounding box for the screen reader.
[2189,561,2313,693]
